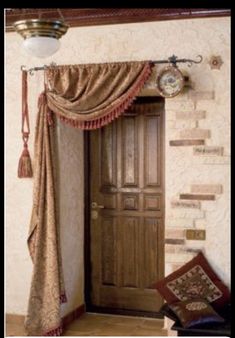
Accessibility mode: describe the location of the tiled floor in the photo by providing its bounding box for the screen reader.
[6,313,167,336]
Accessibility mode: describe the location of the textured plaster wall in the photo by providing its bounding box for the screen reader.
[6,17,230,315]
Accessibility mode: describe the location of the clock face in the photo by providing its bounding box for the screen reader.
[157,66,184,98]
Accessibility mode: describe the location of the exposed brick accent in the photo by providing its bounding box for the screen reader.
[176,111,206,120]
[165,245,176,253]
[165,238,185,245]
[165,100,195,111]
[170,139,205,146]
[180,193,215,201]
[165,244,185,253]
[184,248,202,253]
[188,91,215,100]
[165,228,185,238]
[165,246,202,255]
[180,129,211,139]
[165,243,186,254]
[166,218,195,228]
[173,120,197,129]
[171,199,201,209]
[186,229,206,240]
[165,252,195,263]
[191,184,223,194]
[193,146,224,156]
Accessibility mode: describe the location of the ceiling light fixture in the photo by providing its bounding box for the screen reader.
[13,9,69,58]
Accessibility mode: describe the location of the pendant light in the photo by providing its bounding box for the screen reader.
[13,9,69,58]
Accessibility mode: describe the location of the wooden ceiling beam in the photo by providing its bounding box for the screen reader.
[5,8,231,32]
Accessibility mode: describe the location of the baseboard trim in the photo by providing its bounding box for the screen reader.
[6,303,86,329]
[6,313,25,325]
[62,304,86,329]
[87,305,164,319]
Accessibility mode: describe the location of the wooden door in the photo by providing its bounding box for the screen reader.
[88,97,164,314]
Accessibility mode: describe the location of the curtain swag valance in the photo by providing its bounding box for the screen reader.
[45,61,153,129]
[21,61,153,336]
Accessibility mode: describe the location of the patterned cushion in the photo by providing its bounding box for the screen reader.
[154,252,230,310]
[169,298,225,328]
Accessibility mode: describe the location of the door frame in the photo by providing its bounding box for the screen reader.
[84,96,165,318]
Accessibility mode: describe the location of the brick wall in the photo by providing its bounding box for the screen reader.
[164,85,230,277]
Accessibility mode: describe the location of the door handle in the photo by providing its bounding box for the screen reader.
[91,202,105,209]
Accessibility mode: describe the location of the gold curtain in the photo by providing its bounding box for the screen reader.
[25,61,153,336]
[46,61,153,129]
[24,93,66,336]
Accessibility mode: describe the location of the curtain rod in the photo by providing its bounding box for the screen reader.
[21,55,203,75]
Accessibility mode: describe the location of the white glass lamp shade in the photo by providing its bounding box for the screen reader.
[22,36,60,58]
[14,19,68,58]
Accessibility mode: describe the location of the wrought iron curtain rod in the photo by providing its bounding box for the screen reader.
[21,55,203,75]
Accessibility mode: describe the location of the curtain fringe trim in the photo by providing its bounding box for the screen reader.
[44,325,63,336]
[56,62,153,130]
[42,293,67,336]
[60,293,67,303]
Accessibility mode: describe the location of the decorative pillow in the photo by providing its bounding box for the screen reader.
[169,298,225,329]
[154,252,230,310]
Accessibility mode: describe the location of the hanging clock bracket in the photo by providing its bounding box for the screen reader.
[154,55,202,98]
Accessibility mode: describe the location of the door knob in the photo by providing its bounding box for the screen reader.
[91,202,105,209]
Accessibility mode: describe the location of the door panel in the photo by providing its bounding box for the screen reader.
[144,115,160,186]
[89,99,164,313]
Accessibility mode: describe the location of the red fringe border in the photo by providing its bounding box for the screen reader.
[43,303,84,336]
[53,62,153,130]
[45,325,63,336]
[60,293,67,303]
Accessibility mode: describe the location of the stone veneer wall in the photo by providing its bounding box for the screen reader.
[164,88,230,281]
[6,17,230,317]
[162,86,230,335]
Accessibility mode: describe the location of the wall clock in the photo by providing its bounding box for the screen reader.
[157,66,184,98]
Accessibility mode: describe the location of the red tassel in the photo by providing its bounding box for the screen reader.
[18,144,33,178]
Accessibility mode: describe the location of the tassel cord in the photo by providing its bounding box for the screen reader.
[21,70,30,139]
[18,70,33,178]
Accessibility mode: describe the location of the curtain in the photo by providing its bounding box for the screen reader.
[24,93,66,336]
[46,61,152,129]
[25,61,153,336]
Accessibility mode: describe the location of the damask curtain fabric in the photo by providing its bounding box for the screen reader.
[24,93,67,336]
[45,61,153,129]
[25,61,153,336]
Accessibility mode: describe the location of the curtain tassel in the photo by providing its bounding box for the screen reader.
[18,70,33,178]
[18,137,33,178]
